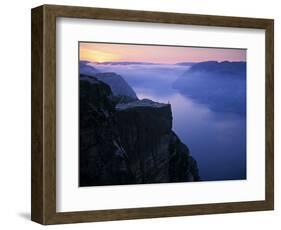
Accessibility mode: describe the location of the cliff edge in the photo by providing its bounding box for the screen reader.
[79,74,199,186]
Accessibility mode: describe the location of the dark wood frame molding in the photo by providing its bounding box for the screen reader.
[31,4,274,225]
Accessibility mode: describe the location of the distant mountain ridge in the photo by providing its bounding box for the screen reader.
[79,60,99,75]
[187,61,246,76]
[80,61,138,100]
[173,61,246,115]
[85,60,197,66]
[175,62,197,66]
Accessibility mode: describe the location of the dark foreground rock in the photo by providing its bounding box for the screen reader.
[79,75,199,186]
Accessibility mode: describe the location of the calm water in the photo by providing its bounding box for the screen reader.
[92,63,246,181]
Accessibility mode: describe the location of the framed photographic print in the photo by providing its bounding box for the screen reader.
[31,4,274,225]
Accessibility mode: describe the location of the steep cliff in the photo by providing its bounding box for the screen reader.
[79,76,134,186]
[94,72,138,99]
[80,60,138,100]
[79,74,199,186]
[79,60,99,75]
[116,100,199,183]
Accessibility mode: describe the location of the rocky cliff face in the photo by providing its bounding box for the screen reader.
[80,61,99,75]
[80,60,138,100]
[115,102,199,183]
[79,76,133,186]
[79,74,199,186]
[93,72,138,99]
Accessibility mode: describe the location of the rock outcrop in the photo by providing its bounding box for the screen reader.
[80,61,138,100]
[116,101,199,183]
[93,72,138,99]
[79,60,99,75]
[79,74,199,186]
[79,76,133,186]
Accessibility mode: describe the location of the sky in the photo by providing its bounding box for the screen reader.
[79,42,246,64]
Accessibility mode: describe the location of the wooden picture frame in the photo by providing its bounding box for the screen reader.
[31,4,274,225]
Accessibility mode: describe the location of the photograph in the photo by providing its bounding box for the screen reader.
[79,42,247,187]
[30,4,274,224]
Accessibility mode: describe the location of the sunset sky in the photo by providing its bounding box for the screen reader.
[79,42,246,64]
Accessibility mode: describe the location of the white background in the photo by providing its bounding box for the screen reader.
[0,0,279,229]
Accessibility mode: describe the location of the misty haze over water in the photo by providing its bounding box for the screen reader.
[90,63,246,181]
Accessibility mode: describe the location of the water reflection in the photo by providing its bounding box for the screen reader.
[93,64,246,181]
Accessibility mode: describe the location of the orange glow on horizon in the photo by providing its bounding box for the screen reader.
[80,47,120,63]
[79,42,246,64]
